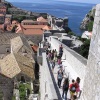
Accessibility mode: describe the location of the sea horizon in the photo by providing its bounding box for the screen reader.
[10,0,97,5]
[10,1,95,36]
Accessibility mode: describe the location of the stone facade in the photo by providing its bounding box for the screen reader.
[0,74,14,100]
[81,4,100,100]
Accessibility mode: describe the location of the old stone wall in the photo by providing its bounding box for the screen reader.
[40,53,58,100]
[49,37,87,88]
[0,74,14,100]
[81,4,100,100]
[0,44,11,54]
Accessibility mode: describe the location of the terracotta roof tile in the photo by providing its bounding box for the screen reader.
[22,20,34,23]
[22,25,46,29]
[16,25,44,35]
[42,25,52,30]
[31,45,38,53]
[37,16,47,22]
[0,24,3,29]
[0,14,4,16]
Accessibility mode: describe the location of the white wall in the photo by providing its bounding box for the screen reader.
[81,4,100,100]
[40,53,58,100]
[49,37,87,88]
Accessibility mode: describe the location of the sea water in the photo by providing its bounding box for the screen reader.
[11,1,95,36]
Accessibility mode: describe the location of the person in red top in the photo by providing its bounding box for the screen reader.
[75,77,81,97]
[69,79,76,99]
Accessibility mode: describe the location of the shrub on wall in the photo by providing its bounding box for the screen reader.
[19,84,26,100]
[80,39,90,58]
[87,21,94,32]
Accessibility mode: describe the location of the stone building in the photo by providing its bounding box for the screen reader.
[0,1,6,15]
[0,6,6,15]
[0,14,5,24]
[0,33,23,54]
[0,0,5,3]
[21,20,34,25]
[37,16,48,25]
[0,73,14,100]
[21,17,48,25]
[0,35,35,99]
[47,14,68,31]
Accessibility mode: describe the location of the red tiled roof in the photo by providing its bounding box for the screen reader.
[42,25,52,30]
[16,24,52,35]
[16,25,43,35]
[22,25,46,29]
[0,14,4,16]
[22,28,43,35]
[0,24,3,29]
[0,6,6,9]
[37,16,47,22]
[31,45,38,53]
[22,20,34,23]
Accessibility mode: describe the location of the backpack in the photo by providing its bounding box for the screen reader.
[70,84,76,93]
[58,71,63,79]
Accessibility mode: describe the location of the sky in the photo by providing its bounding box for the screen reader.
[7,0,100,4]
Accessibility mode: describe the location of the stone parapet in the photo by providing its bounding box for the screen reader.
[81,4,100,100]
[40,53,58,100]
[49,37,87,89]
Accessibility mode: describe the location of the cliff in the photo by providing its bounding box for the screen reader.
[80,6,96,30]
[4,1,47,17]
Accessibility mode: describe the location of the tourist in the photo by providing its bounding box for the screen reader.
[62,78,69,100]
[59,61,63,69]
[57,55,61,66]
[75,77,81,97]
[46,48,49,55]
[54,49,57,62]
[51,59,55,72]
[59,44,63,58]
[48,50,51,60]
[51,50,54,61]
[57,68,63,88]
[69,79,76,99]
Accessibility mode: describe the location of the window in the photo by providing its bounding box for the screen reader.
[21,76,25,83]
[6,48,10,53]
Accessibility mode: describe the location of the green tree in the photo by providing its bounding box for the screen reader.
[18,16,26,23]
[19,84,26,100]
[80,39,90,58]
[68,31,75,36]
[87,21,93,32]
[12,16,26,23]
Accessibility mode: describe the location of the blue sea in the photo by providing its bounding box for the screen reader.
[11,1,95,36]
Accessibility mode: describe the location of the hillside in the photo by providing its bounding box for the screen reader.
[80,6,95,31]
